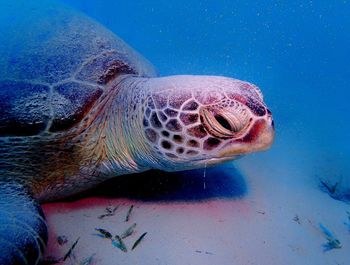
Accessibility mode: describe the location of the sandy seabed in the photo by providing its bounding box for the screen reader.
[42,141,350,265]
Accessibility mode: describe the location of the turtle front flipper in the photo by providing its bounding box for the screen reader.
[0,182,47,265]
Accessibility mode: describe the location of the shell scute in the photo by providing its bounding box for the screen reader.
[50,82,103,132]
[76,50,137,85]
[0,81,50,136]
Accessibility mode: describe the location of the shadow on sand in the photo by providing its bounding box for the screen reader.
[69,162,248,202]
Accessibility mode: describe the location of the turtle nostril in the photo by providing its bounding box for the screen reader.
[214,114,232,131]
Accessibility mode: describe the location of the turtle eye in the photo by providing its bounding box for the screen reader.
[214,114,233,132]
[201,107,250,138]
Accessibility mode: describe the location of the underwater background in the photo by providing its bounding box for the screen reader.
[60,0,350,198]
[1,0,349,264]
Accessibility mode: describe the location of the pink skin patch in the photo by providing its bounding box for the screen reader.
[239,119,266,143]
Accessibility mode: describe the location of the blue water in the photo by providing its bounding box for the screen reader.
[61,0,350,190]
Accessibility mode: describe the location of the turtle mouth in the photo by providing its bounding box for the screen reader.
[191,154,243,166]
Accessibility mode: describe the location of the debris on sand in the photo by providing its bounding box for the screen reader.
[63,237,80,261]
[94,205,148,254]
[293,214,301,224]
[113,235,128,252]
[318,177,350,203]
[98,205,119,219]
[131,232,147,250]
[319,179,339,195]
[344,211,350,232]
[79,254,96,265]
[195,250,214,255]
[319,224,342,252]
[121,223,137,239]
[57,235,68,246]
[125,205,134,222]
[94,228,113,240]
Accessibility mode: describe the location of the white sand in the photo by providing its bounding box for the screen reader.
[42,137,350,265]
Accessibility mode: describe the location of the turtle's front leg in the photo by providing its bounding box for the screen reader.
[0,181,48,265]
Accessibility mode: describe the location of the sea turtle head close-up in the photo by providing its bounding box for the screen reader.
[124,75,275,171]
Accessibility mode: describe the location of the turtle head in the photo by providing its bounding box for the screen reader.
[136,75,274,170]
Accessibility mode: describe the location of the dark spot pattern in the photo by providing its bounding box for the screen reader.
[164,108,178,117]
[173,135,183,143]
[203,137,221,150]
[161,131,170,137]
[158,111,168,122]
[182,100,199,111]
[166,153,178,158]
[180,113,199,125]
[145,128,158,143]
[145,108,151,118]
[166,119,182,132]
[176,147,184,154]
[147,97,155,109]
[187,125,207,138]
[150,112,162,129]
[143,118,149,127]
[186,150,199,156]
[187,139,199,148]
[161,140,172,150]
[246,98,266,116]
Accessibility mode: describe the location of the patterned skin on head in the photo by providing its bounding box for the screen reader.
[140,75,274,169]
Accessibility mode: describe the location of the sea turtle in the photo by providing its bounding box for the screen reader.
[0,1,274,264]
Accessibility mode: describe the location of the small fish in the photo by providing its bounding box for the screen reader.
[121,223,137,239]
[113,235,128,252]
[125,205,134,222]
[63,237,80,261]
[95,228,113,240]
[131,232,147,250]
